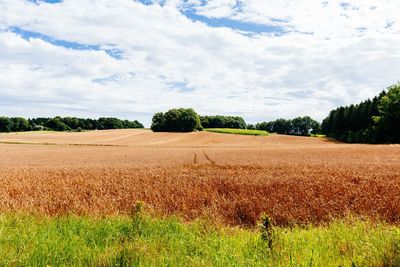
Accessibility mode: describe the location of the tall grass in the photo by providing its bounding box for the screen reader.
[205,128,269,136]
[0,213,398,266]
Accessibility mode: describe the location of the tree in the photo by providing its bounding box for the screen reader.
[151,112,166,132]
[375,83,400,143]
[11,117,30,132]
[62,117,80,129]
[178,108,202,132]
[151,108,202,132]
[247,124,256,130]
[321,83,399,143]
[0,116,144,132]
[0,117,13,132]
[98,117,124,129]
[291,116,321,136]
[200,115,246,129]
[45,117,69,131]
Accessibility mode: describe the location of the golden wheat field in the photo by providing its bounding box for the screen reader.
[0,129,399,226]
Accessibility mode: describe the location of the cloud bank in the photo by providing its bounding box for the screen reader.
[0,0,399,126]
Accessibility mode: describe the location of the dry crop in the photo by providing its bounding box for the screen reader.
[0,130,399,226]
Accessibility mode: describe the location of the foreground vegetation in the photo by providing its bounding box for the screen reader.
[205,128,269,136]
[0,212,399,266]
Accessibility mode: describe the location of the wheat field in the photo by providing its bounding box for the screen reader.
[1,129,399,226]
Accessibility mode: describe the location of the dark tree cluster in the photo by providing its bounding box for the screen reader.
[256,116,321,136]
[200,115,247,129]
[0,116,144,133]
[151,108,202,132]
[322,83,400,143]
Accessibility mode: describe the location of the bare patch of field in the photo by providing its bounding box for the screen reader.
[0,129,399,226]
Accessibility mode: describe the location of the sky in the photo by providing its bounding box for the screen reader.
[0,0,399,126]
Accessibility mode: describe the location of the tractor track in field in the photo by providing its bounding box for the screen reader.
[202,149,216,165]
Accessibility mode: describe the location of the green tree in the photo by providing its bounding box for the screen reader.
[151,112,166,132]
[151,108,201,132]
[0,117,13,132]
[11,117,30,132]
[375,83,400,143]
[45,117,69,131]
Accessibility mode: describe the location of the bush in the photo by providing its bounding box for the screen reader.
[151,108,202,132]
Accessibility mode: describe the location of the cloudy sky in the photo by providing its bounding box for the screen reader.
[1,0,399,126]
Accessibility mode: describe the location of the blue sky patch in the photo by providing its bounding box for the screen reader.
[182,10,285,34]
[136,0,285,34]
[9,27,123,59]
[28,0,63,4]
[166,81,194,93]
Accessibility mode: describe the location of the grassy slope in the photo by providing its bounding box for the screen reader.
[205,128,269,136]
[0,213,399,266]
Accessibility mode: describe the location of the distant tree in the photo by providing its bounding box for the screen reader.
[151,112,166,132]
[291,116,320,136]
[1,116,143,132]
[151,108,202,132]
[331,107,345,137]
[98,117,124,129]
[45,117,69,131]
[374,83,400,143]
[271,119,292,134]
[200,115,246,129]
[177,108,202,132]
[320,83,400,143]
[255,121,269,131]
[62,117,80,129]
[247,124,256,130]
[11,117,30,132]
[0,117,13,132]
[256,116,320,136]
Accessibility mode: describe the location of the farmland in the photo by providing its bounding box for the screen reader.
[0,129,400,225]
[0,129,400,265]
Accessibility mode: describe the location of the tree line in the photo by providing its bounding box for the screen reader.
[0,116,144,132]
[200,115,247,129]
[151,108,321,136]
[255,116,321,136]
[321,83,400,143]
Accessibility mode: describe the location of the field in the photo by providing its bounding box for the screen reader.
[1,129,400,265]
[204,128,269,136]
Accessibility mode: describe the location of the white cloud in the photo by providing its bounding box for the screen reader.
[0,0,399,126]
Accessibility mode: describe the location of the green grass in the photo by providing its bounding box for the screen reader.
[311,134,327,138]
[205,128,269,136]
[0,212,399,266]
